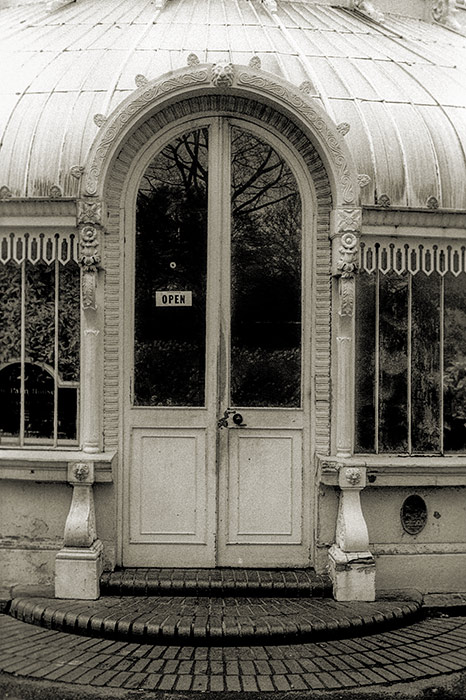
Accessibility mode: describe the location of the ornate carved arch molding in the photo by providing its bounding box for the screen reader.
[82,63,359,207]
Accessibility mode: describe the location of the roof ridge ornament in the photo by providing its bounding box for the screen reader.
[357,174,371,188]
[94,114,107,128]
[352,0,384,23]
[249,56,261,70]
[187,53,201,67]
[47,0,75,12]
[263,0,278,13]
[432,0,462,30]
[70,166,84,180]
[299,80,316,94]
[337,122,351,136]
[377,193,391,208]
[50,185,63,198]
[0,186,12,199]
[134,75,148,88]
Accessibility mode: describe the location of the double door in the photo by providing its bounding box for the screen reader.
[123,117,312,567]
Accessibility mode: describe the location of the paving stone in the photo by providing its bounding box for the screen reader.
[191,675,208,691]
[226,675,241,691]
[141,673,161,690]
[175,675,192,691]
[302,672,325,689]
[210,675,225,691]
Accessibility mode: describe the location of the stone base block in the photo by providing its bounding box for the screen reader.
[55,540,103,600]
[328,544,376,601]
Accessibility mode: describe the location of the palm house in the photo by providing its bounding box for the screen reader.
[1,0,466,601]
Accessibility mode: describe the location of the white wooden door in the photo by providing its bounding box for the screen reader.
[123,118,311,568]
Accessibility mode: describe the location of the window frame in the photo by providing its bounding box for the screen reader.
[355,234,466,457]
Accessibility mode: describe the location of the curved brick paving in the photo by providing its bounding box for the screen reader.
[0,613,466,692]
[9,595,421,644]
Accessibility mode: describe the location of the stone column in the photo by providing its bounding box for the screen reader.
[55,199,104,599]
[328,208,375,601]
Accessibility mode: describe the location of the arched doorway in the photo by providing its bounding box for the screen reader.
[122,116,316,568]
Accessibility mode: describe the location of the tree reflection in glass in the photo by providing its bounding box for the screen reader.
[134,129,209,406]
[230,127,302,408]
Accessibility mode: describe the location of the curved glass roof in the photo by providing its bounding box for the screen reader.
[1,0,466,208]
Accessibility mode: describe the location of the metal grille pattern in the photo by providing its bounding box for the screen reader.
[0,231,79,266]
[360,238,466,277]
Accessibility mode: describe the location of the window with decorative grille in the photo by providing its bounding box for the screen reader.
[355,238,466,454]
[0,232,80,446]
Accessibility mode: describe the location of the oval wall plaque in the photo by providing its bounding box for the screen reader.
[401,495,428,535]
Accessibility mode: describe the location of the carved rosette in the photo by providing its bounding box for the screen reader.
[334,208,362,317]
[77,199,103,310]
[79,225,101,270]
[337,233,358,278]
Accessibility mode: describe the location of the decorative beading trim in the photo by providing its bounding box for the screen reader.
[0,231,78,265]
[360,238,466,276]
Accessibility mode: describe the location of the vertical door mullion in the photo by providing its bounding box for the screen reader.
[220,119,231,411]
[205,118,225,419]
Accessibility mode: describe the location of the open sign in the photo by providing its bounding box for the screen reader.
[155,291,192,307]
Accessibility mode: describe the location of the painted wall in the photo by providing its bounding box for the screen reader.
[0,481,69,587]
[362,486,466,593]
[0,481,117,587]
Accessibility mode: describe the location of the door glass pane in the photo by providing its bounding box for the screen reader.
[134,128,209,406]
[230,127,302,407]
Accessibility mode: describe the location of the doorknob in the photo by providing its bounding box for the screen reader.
[232,412,245,426]
[217,409,247,429]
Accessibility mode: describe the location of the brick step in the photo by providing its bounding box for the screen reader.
[9,594,422,646]
[100,568,332,598]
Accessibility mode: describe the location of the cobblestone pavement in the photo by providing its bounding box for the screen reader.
[1,613,466,695]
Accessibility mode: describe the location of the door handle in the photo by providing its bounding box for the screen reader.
[232,412,245,426]
[217,409,247,429]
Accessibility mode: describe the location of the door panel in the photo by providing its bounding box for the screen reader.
[131,428,207,540]
[227,429,302,541]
